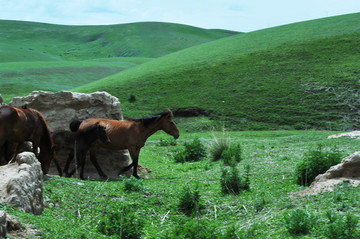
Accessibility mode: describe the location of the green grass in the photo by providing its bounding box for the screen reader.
[3,130,360,238]
[74,13,360,130]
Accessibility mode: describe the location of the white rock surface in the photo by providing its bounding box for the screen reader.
[0,152,44,215]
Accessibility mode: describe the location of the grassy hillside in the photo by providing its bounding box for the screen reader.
[0,58,151,102]
[0,20,238,61]
[74,13,360,130]
[0,20,236,102]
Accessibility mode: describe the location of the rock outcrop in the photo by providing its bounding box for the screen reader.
[10,91,131,179]
[295,151,360,196]
[0,152,44,215]
[0,210,34,238]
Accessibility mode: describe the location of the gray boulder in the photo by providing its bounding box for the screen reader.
[10,91,131,179]
[0,152,44,215]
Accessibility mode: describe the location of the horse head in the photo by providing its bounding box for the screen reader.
[160,109,180,139]
[34,109,56,175]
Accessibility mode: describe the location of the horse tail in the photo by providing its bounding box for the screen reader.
[70,120,82,132]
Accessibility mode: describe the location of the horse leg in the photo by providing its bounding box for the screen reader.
[121,147,141,179]
[89,148,108,180]
[32,142,39,158]
[0,143,5,165]
[63,150,74,177]
[66,152,83,179]
[8,143,19,164]
[1,141,9,164]
[53,157,63,176]
[79,150,87,180]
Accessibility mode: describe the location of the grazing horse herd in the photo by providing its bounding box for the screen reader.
[0,105,180,179]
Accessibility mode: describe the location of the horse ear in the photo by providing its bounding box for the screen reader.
[166,109,173,119]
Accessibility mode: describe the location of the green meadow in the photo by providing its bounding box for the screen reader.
[4,131,360,238]
[1,13,360,238]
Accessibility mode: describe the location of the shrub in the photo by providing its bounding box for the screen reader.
[123,177,144,192]
[129,94,136,103]
[167,217,220,239]
[220,165,250,194]
[174,138,206,163]
[157,138,177,146]
[283,209,316,235]
[97,203,144,239]
[325,211,360,239]
[294,145,342,186]
[178,184,202,216]
[221,143,242,166]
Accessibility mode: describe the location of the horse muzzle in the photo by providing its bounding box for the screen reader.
[173,132,180,139]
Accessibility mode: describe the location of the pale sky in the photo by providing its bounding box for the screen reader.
[0,0,359,32]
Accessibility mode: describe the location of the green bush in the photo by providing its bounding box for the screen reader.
[174,138,206,163]
[295,145,342,186]
[97,203,144,239]
[220,165,250,195]
[128,94,136,103]
[157,138,177,146]
[221,144,242,166]
[325,211,360,239]
[178,184,202,216]
[283,209,316,235]
[123,177,144,192]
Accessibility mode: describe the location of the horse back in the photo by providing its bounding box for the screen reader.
[79,118,139,150]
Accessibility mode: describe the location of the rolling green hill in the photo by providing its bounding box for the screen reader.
[0,20,238,61]
[0,20,237,102]
[74,13,360,130]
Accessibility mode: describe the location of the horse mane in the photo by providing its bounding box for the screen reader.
[128,109,173,128]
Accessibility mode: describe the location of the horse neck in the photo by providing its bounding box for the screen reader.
[141,120,163,142]
[37,114,53,155]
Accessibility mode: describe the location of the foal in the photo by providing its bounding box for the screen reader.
[71,109,179,179]
[54,123,111,179]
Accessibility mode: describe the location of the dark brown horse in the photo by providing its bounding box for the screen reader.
[54,123,111,179]
[70,109,179,179]
[0,105,56,174]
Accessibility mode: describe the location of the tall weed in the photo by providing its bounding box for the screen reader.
[209,129,242,165]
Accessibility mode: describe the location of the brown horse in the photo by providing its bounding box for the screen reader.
[0,105,56,174]
[70,109,180,179]
[53,123,111,179]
